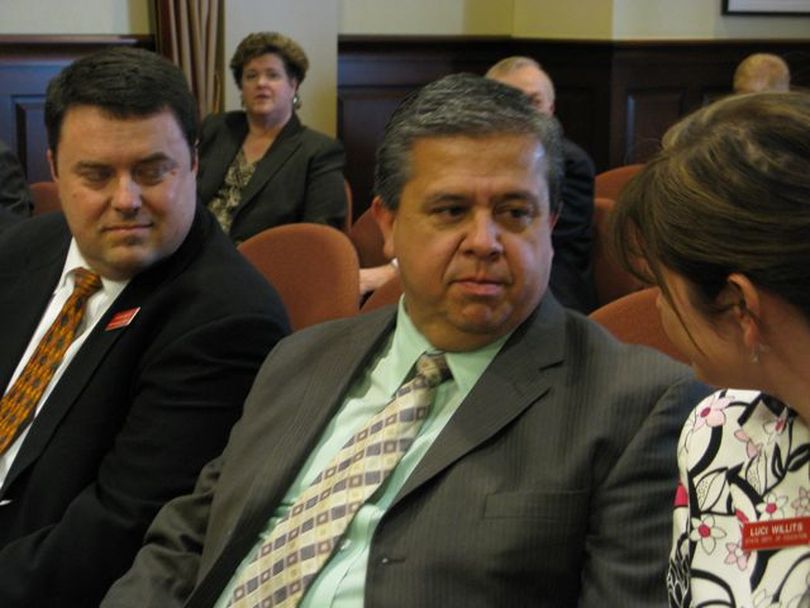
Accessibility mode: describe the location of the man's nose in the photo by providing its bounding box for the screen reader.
[111,176,142,214]
[464,211,503,258]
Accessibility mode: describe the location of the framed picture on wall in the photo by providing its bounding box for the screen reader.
[723,0,810,14]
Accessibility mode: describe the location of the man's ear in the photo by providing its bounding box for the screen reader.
[47,149,58,181]
[371,196,396,260]
[191,144,199,175]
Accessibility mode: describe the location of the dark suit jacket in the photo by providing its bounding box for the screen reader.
[104,296,709,608]
[549,137,597,314]
[197,111,347,243]
[0,140,33,231]
[0,206,290,607]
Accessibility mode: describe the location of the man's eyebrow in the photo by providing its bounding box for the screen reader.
[423,192,469,205]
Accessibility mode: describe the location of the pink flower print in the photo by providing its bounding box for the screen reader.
[734,429,762,459]
[763,409,788,438]
[724,541,749,571]
[693,394,730,431]
[756,493,788,521]
[674,483,688,508]
[689,514,727,554]
[792,487,810,516]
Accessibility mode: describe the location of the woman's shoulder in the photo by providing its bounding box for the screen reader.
[200,111,247,136]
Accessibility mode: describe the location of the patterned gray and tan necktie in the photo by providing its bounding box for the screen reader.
[227,352,452,608]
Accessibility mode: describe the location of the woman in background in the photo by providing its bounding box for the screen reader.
[198,31,347,243]
[613,92,809,607]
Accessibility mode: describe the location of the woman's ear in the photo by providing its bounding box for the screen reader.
[726,273,763,355]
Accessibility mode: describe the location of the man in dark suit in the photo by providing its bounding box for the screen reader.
[487,56,598,314]
[0,139,33,231]
[0,47,289,607]
[103,73,707,608]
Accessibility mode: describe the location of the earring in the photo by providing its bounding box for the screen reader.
[750,343,768,363]
[293,93,301,110]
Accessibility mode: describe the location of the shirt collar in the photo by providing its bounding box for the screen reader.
[58,239,130,295]
[391,298,512,395]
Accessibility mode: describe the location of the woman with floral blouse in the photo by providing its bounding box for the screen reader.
[612,91,810,607]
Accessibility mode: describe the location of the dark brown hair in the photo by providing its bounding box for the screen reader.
[229,31,309,87]
[612,91,810,322]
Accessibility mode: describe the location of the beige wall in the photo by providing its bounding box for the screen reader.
[339,0,512,36]
[512,0,613,39]
[340,0,810,39]
[224,0,339,135]
[0,0,151,34]
[612,0,810,39]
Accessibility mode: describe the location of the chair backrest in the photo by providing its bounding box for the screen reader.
[589,287,687,363]
[591,196,645,306]
[594,164,644,201]
[30,181,61,215]
[238,223,360,331]
[348,207,390,268]
[360,274,403,313]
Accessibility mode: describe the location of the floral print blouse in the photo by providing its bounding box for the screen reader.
[668,389,809,607]
[207,148,256,235]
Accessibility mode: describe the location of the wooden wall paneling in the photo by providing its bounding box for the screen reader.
[0,36,154,183]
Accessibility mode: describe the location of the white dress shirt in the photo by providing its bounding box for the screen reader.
[0,240,127,489]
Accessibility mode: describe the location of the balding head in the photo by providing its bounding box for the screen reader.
[733,53,791,94]
[486,56,556,117]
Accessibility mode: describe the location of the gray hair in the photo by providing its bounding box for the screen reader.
[373,73,563,213]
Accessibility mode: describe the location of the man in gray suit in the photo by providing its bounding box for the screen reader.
[104,73,708,608]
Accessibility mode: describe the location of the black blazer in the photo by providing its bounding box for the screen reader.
[0,207,290,607]
[197,111,347,243]
[0,140,33,232]
[548,137,598,314]
[104,297,710,608]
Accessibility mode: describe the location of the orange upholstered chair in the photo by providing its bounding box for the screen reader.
[238,223,360,331]
[591,197,645,306]
[589,287,687,363]
[594,164,644,201]
[360,274,403,313]
[30,181,61,215]
[348,207,390,269]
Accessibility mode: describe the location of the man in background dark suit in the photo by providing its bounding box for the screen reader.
[488,56,598,313]
[104,73,707,608]
[0,139,33,231]
[0,47,289,607]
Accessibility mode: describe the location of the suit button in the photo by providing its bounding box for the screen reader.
[380,556,390,565]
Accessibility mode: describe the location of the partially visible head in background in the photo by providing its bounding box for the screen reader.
[733,53,791,94]
[486,56,556,117]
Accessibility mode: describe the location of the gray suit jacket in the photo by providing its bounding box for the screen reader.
[104,296,709,607]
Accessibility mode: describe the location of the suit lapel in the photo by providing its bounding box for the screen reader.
[234,310,396,535]
[0,249,65,394]
[4,208,212,490]
[392,297,567,509]
[234,115,303,215]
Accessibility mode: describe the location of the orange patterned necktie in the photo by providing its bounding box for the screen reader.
[0,268,102,455]
[227,352,452,608]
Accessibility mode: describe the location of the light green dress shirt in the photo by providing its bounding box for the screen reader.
[215,300,509,608]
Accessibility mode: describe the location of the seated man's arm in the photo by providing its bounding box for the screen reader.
[0,313,286,607]
[102,454,224,608]
[578,376,709,607]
